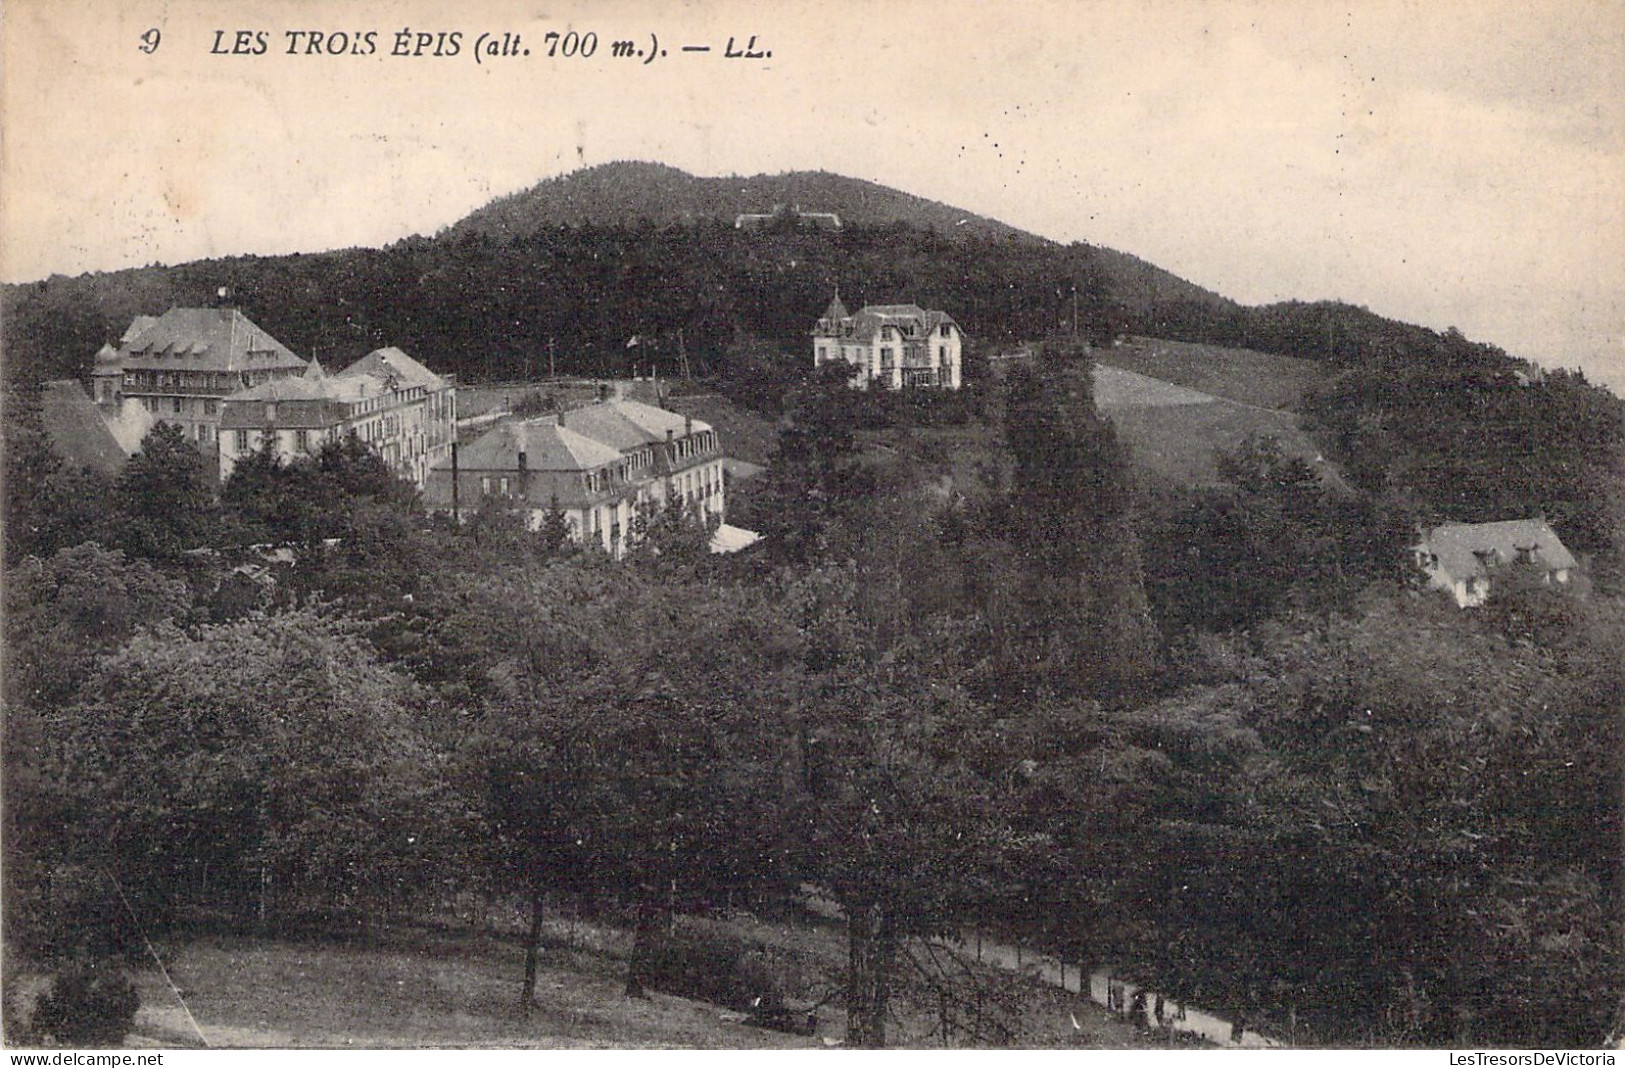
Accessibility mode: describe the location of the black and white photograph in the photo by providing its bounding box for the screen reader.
[2,0,1622,1055]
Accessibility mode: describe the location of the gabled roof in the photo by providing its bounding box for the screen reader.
[119,316,158,345]
[1419,519,1578,580]
[452,417,624,473]
[561,399,711,453]
[830,304,963,343]
[340,347,447,391]
[117,308,306,373]
[38,380,128,475]
[607,398,710,440]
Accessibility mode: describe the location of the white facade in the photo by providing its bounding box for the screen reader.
[813,296,964,390]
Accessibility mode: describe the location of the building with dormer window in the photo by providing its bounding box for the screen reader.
[1411,518,1578,608]
[423,399,727,557]
[217,347,455,488]
[812,294,963,390]
[96,307,311,451]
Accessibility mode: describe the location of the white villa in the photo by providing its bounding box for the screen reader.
[812,295,963,390]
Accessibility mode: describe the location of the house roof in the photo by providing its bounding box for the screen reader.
[117,308,306,373]
[709,523,763,554]
[38,380,128,475]
[561,399,711,453]
[452,417,625,473]
[219,362,401,428]
[119,316,158,345]
[1419,519,1578,580]
[828,304,962,343]
[820,293,850,325]
[339,347,447,391]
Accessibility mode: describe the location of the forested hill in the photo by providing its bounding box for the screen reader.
[448,161,1040,242]
[445,161,1230,312]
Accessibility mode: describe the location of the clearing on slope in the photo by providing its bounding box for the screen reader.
[1097,337,1329,411]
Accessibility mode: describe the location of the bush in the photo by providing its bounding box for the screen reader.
[30,962,140,1047]
[645,924,785,1011]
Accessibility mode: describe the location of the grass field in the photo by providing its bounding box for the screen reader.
[1107,401,1343,490]
[1093,365,1219,409]
[11,906,1166,1050]
[1097,337,1330,411]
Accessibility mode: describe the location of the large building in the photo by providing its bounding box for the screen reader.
[217,348,456,488]
[812,295,964,390]
[424,399,727,557]
[96,307,310,450]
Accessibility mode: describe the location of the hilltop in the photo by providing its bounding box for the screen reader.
[446,161,1042,242]
[442,161,1230,316]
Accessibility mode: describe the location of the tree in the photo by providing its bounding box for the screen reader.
[111,423,219,562]
[993,351,1159,694]
[749,365,876,564]
[1144,433,1368,633]
[453,559,800,1006]
[37,610,475,940]
[2,394,115,565]
[1123,595,1625,1045]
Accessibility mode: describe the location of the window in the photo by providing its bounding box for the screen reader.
[940,323,951,337]
[172,397,183,414]
[499,477,511,495]
[481,477,492,495]
[204,398,217,415]
[235,430,249,451]
[295,429,309,452]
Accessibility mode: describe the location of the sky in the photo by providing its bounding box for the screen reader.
[4,0,1622,394]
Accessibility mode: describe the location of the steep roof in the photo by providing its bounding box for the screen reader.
[117,308,306,373]
[119,316,158,345]
[835,304,962,343]
[560,399,710,452]
[820,292,850,324]
[1421,519,1578,580]
[38,380,128,475]
[339,347,447,391]
[607,398,709,440]
[453,417,624,473]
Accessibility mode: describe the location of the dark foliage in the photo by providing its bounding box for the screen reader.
[29,962,140,1047]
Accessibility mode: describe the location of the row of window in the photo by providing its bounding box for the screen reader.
[151,396,221,416]
[232,428,318,453]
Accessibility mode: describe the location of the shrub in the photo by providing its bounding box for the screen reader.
[645,924,786,1011]
[30,962,140,1047]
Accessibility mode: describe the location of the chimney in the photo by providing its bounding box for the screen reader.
[684,415,693,438]
[518,450,529,499]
